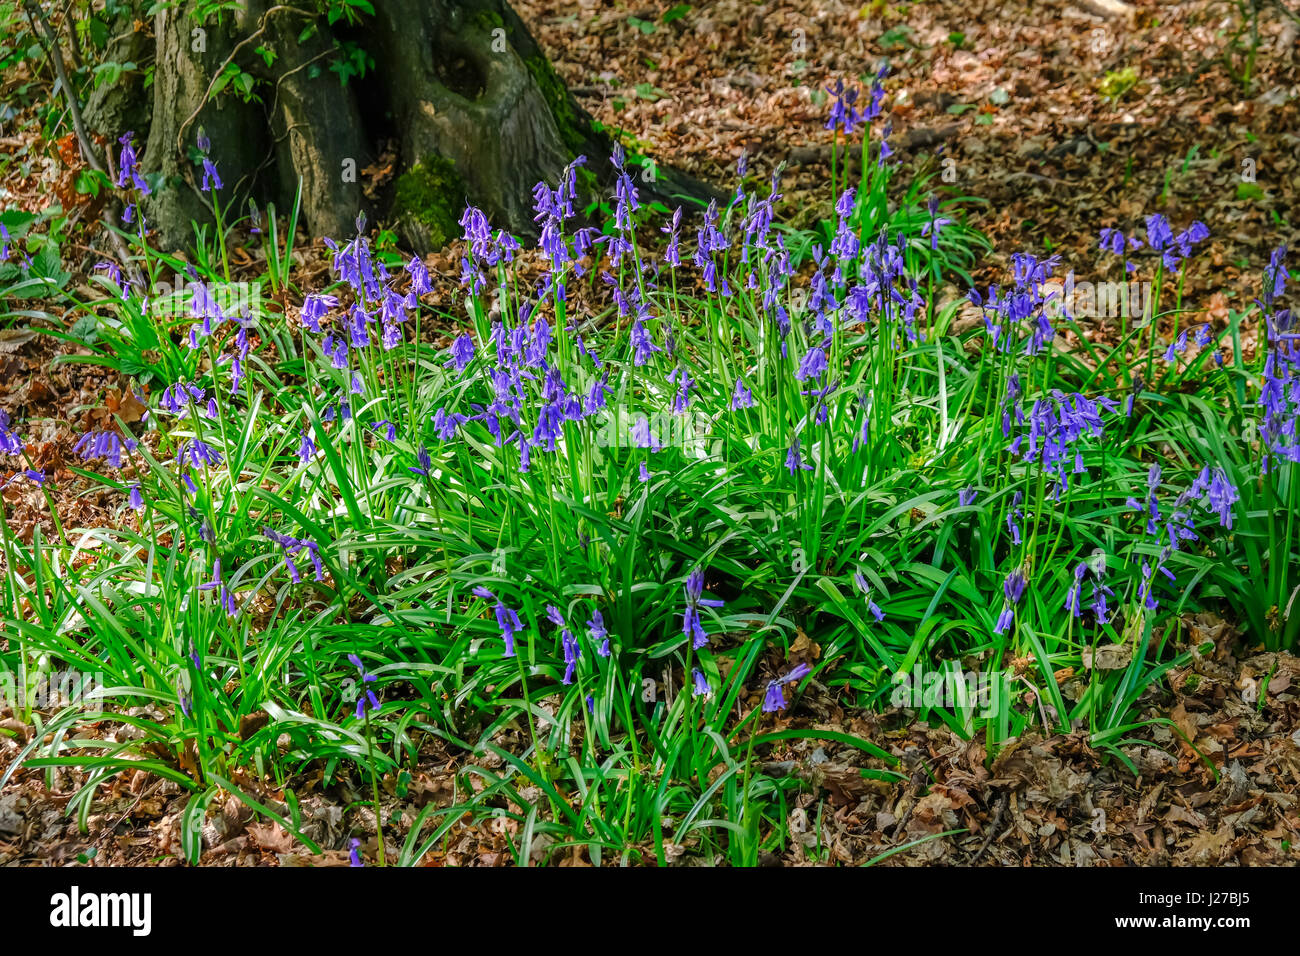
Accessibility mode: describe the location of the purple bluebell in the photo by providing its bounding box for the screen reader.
[785,438,813,475]
[795,343,828,382]
[1007,491,1025,545]
[587,608,610,657]
[433,407,466,441]
[663,207,683,266]
[409,446,433,477]
[475,586,522,657]
[824,79,865,136]
[667,366,693,415]
[682,567,726,649]
[631,415,660,451]
[762,663,812,714]
[446,333,476,373]
[0,410,24,455]
[629,317,660,366]
[115,132,151,194]
[853,572,886,621]
[1064,562,1087,618]
[920,197,952,251]
[74,429,134,469]
[198,558,238,617]
[348,653,381,718]
[731,377,755,410]
[993,569,1027,635]
[1202,467,1239,529]
[178,438,222,470]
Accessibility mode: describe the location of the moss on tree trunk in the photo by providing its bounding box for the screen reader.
[84,0,719,253]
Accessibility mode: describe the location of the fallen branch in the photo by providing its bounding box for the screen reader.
[1075,0,1135,18]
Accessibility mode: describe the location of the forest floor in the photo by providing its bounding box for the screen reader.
[1,0,1299,865]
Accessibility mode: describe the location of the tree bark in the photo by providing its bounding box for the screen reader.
[82,0,719,253]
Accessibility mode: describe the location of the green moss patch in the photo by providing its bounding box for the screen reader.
[391,154,465,250]
[524,55,588,155]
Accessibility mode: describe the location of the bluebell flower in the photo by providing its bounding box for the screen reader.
[560,627,580,684]
[785,438,813,475]
[446,333,476,373]
[662,207,683,266]
[265,527,325,583]
[1007,490,1024,545]
[1202,467,1239,529]
[348,653,381,718]
[853,572,886,621]
[920,197,952,251]
[406,255,432,295]
[629,317,660,366]
[198,558,238,617]
[587,608,610,657]
[409,446,433,477]
[115,132,150,194]
[1098,227,1128,256]
[682,567,725,649]
[611,144,641,233]
[178,438,222,470]
[824,79,865,136]
[731,377,755,410]
[74,429,134,469]
[1263,244,1289,306]
[0,409,25,455]
[1145,213,1174,253]
[762,663,812,714]
[297,429,316,463]
[631,415,660,451]
[692,669,710,697]
[959,486,977,507]
[1064,562,1087,618]
[475,586,522,657]
[433,407,465,441]
[795,343,828,382]
[1,468,43,490]
[993,569,1027,635]
[667,367,693,414]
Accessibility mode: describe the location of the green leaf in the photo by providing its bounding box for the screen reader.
[29,242,70,290]
[1237,181,1265,201]
[75,168,112,198]
[69,314,99,344]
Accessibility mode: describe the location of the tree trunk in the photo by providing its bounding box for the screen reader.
[83,0,718,252]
